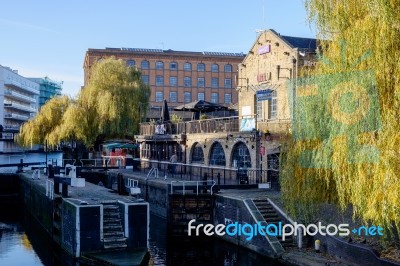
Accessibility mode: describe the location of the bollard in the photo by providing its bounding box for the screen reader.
[117,173,125,195]
[17,159,23,173]
[203,173,208,193]
[48,165,54,179]
[62,183,68,197]
[315,239,321,253]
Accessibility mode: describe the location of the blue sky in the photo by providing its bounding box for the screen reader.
[0,0,315,97]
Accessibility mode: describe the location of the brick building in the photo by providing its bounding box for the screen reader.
[237,29,317,135]
[83,48,245,117]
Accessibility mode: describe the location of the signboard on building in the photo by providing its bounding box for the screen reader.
[256,89,273,101]
[239,118,255,132]
[258,45,271,55]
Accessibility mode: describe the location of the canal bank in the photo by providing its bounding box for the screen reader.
[16,171,150,266]
[107,169,400,266]
[105,170,340,265]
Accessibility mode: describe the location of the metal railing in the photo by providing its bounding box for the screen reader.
[46,179,54,200]
[32,169,41,180]
[170,180,216,195]
[136,159,271,186]
[140,115,242,135]
[62,159,76,167]
[80,159,103,167]
[146,167,159,179]
[101,155,125,167]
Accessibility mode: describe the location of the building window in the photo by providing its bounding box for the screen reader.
[268,91,277,119]
[170,62,178,70]
[155,61,164,70]
[209,142,226,166]
[141,60,149,69]
[184,92,191,103]
[184,77,192,87]
[224,64,232,72]
[141,75,149,85]
[198,92,205,101]
[184,62,192,71]
[170,92,177,102]
[197,63,205,72]
[156,76,164,86]
[211,78,219,88]
[211,64,219,72]
[191,143,204,163]
[257,100,263,121]
[170,76,178,86]
[224,93,232,104]
[197,77,205,87]
[211,93,218,103]
[231,142,251,168]
[156,92,163,102]
[224,78,232,88]
[126,60,135,67]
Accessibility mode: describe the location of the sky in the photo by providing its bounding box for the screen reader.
[0,0,315,97]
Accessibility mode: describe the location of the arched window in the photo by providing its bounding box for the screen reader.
[211,64,219,72]
[191,143,204,163]
[197,63,205,72]
[126,60,135,67]
[209,142,226,166]
[224,64,232,72]
[155,61,164,70]
[184,62,192,71]
[141,60,150,69]
[231,142,251,168]
[170,62,178,70]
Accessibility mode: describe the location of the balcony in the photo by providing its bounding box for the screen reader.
[4,101,37,113]
[4,78,39,94]
[139,115,291,136]
[140,116,241,135]
[4,112,30,121]
[4,90,36,103]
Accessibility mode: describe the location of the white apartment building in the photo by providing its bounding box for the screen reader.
[0,65,39,153]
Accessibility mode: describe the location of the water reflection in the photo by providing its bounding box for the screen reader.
[149,214,284,266]
[0,204,77,266]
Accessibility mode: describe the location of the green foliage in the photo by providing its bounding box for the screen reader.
[17,96,70,147]
[281,0,400,234]
[170,114,182,123]
[18,57,150,147]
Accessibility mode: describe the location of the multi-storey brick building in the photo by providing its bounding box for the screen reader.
[83,48,245,114]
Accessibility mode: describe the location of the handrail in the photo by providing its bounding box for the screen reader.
[101,155,125,167]
[170,180,216,195]
[80,159,103,167]
[267,198,303,249]
[62,159,76,166]
[32,169,40,180]
[46,179,54,200]
[127,178,138,188]
[146,167,158,179]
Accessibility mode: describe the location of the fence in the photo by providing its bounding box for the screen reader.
[135,159,270,186]
[140,116,242,135]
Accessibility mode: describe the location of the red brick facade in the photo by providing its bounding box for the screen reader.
[83,48,245,109]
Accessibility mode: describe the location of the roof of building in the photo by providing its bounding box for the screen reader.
[87,47,246,58]
[280,35,317,50]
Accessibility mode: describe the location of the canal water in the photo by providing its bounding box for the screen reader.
[0,152,284,266]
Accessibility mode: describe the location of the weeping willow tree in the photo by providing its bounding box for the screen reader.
[17,96,70,148]
[18,57,150,148]
[84,57,150,140]
[281,0,400,234]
